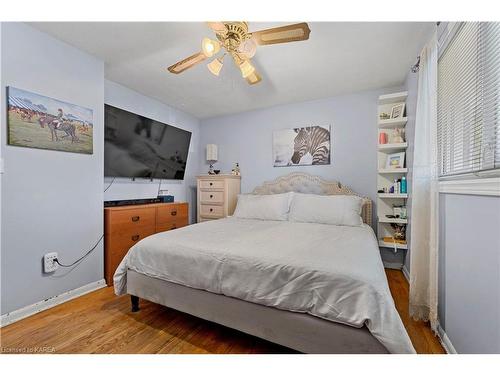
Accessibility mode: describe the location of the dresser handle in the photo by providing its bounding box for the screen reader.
[131,216,140,222]
[209,182,213,186]
[171,210,177,216]
[210,208,213,212]
[131,235,140,241]
[210,194,213,198]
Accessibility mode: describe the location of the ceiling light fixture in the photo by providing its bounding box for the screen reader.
[202,37,220,57]
[167,22,311,85]
[239,59,255,78]
[207,56,224,76]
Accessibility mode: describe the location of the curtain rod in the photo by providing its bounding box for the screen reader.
[411,22,440,73]
[411,55,420,73]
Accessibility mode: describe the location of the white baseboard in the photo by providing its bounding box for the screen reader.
[0,279,106,327]
[402,265,410,283]
[437,322,457,354]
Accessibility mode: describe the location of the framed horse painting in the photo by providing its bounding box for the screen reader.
[273,125,331,167]
[6,86,93,154]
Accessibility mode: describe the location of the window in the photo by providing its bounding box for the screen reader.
[437,22,500,178]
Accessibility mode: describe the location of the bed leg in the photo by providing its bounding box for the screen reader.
[130,295,140,312]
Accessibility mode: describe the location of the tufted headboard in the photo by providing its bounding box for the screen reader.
[252,172,372,226]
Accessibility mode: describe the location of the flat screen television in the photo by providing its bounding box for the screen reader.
[104,104,191,180]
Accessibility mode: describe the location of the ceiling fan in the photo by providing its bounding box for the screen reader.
[167,22,311,85]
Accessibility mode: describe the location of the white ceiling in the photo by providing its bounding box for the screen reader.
[30,22,434,119]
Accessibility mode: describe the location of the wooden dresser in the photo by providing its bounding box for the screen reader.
[104,202,188,285]
[197,175,241,222]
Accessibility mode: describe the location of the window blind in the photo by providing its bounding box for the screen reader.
[437,22,500,177]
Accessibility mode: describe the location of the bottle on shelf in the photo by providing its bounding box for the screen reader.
[401,176,407,194]
[393,179,399,194]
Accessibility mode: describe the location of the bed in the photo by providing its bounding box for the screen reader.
[114,173,415,354]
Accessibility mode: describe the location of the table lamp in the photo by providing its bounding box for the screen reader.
[206,144,218,175]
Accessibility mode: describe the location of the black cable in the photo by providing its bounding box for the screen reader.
[56,177,160,269]
[54,234,104,268]
[104,177,116,192]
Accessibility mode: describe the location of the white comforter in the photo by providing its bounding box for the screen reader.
[114,218,415,354]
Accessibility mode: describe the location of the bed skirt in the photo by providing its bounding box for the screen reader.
[126,269,389,354]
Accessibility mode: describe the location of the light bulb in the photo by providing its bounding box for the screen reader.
[239,60,255,78]
[237,39,257,58]
[207,57,224,76]
[202,37,220,58]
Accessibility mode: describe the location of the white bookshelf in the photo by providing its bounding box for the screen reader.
[378,91,408,104]
[377,91,409,254]
[378,168,408,174]
[378,142,408,151]
[378,193,408,198]
[378,118,408,128]
[378,217,408,224]
[378,240,408,250]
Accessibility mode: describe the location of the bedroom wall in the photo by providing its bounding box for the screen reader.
[0,23,105,315]
[200,87,402,197]
[439,194,500,353]
[103,80,201,223]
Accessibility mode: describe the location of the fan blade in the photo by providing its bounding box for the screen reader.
[246,70,262,85]
[251,22,311,46]
[167,52,207,74]
[207,22,227,35]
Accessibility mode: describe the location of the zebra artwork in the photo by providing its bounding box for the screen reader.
[273,125,331,167]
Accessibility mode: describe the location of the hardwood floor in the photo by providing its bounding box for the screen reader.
[0,269,445,354]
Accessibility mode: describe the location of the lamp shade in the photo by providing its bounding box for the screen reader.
[202,38,220,58]
[206,144,218,161]
[239,59,255,78]
[207,57,223,76]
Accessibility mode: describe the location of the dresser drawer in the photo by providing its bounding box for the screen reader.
[104,225,156,284]
[157,218,188,232]
[157,203,188,223]
[199,204,224,218]
[105,207,156,235]
[199,179,225,190]
[200,190,224,204]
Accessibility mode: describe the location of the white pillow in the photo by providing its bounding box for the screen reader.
[289,193,364,226]
[233,193,292,221]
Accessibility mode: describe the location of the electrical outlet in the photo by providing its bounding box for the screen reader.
[44,252,59,273]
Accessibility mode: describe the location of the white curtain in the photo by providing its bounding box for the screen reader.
[409,33,439,331]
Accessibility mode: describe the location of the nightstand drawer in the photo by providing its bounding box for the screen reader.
[200,190,224,204]
[196,175,240,223]
[200,204,224,218]
[199,179,225,190]
[199,217,218,222]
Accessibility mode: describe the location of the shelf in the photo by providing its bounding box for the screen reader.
[378,91,408,105]
[378,168,407,174]
[378,118,408,128]
[378,240,408,250]
[378,142,408,151]
[378,217,408,224]
[378,193,408,198]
